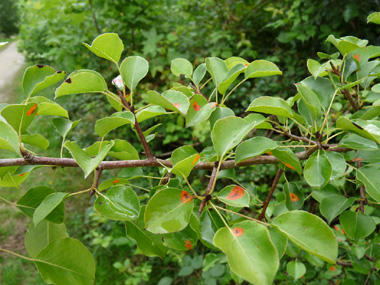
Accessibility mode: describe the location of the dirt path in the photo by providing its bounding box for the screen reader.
[0,41,25,103]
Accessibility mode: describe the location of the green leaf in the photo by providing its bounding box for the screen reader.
[205,57,228,88]
[94,186,140,221]
[287,260,306,281]
[120,56,149,92]
[300,77,335,110]
[55,70,107,98]
[217,185,250,207]
[326,152,346,180]
[95,112,134,137]
[214,221,279,284]
[272,148,302,175]
[171,58,193,78]
[339,134,378,150]
[28,96,69,118]
[147,90,189,116]
[52,118,80,138]
[320,195,355,224]
[272,210,338,263]
[33,192,68,226]
[211,116,260,158]
[218,63,245,95]
[145,188,194,234]
[225,57,249,69]
[284,182,304,210]
[209,107,235,129]
[0,171,30,188]
[17,186,64,224]
[307,59,328,79]
[25,220,69,258]
[357,164,380,202]
[367,12,380,25]
[186,94,217,127]
[337,117,380,144]
[108,139,139,160]
[340,211,376,239]
[269,227,288,258]
[304,151,332,189]
[163,223,198,251]
[135,105,166,123]
[296,83,322,119]
[0,121,20,154]
[326,35,368,56]
[125,206,168,258]
[64,141,114,178]
[246,96,294,118]
[22,65,66,98]
[245,60,282,79]
[1,103,38,133]
[21,134,49,150]
[199,208,225,250]
[83,33,124,64]
[34,238,95,285]
[193,63,206,86]
[235,137,278,164]
[171,146,199,178]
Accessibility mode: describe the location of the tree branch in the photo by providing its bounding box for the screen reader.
[258,168,284,221]
[198,163,218,215]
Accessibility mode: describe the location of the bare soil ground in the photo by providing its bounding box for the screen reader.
[0,41,25,103]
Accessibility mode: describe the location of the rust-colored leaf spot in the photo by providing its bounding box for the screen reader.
[125,94,131,102]
[112,179,120,184]
[193,102,201,111]
[353,54,361,62]
[329,266,336,272]
[180,190,193,203]
[210,102,217,108]
[36,64,44,69]
[334,225,339,231]
[266,151,273,155]
[65,78,72,84]
[341,229,345,235]
[57,71,63,74]
[352,157,363,162]
[244,63,249,67]
[173,103,181,109]
[191,154,200,165]
[282,162,295,170]
[289,192,300,202]
[185,239,192,250]
[36,112,39,116]
[232,227,244,237]
[18,173,26,177]
[226,186,245,200]
[26,104,37,116]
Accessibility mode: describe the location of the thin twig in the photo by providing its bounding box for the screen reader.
[198,163,218,216]
[258,168,284,221]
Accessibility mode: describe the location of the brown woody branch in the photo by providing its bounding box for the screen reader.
[117,90,154,160]
[258,168,284,221]
[0,145,351,170]
[198,163,218,215]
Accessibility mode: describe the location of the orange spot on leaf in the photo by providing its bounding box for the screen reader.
[192,154,200,166]
[353,54,361,62]
[244,63,249,67]
[226,186,245,200]
[266,151,272,155]
[232,227,244,237]
[185,240,192,250]
[18,173,26,177]
[352,157,363,162]
[193,102,201,111]
[289,192,300,202]
[26,104,37,116]
[334,225,339,231]
[341,229,345,235]
[173,103,181,109]
[180,191,193,203]
[282,162,295,170]
[210,102,217,108]
[329,266,336,272]
[112,179,120,184]
[125,94,131,102]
